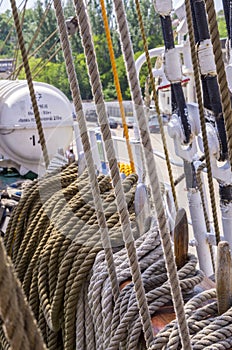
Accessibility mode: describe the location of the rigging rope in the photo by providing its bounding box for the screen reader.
[53,0,120,322]
[8,29,59,79]
[134,0,178,213]
[32,46,62,80]
[10,0,49,168]
[31,40,60,75]
[204,0,232,169]
[184,0,218,265]
[0,237,47,350]
[11,0,28,80]
[185,0,221,246]
[113,0,192,347]
[99,0,135,173]
[15,0,54,78]
[73,0,154,347]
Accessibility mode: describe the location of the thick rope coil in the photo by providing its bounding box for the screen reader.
[3,166,139,350]
[3,161,221,350]
[148,288,232,349]
[87,224,204,349]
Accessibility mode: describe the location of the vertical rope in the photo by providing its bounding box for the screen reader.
[10,0,49,168]
[196,163,216,272]
[53,0,120,304]
[100,0,135,173]
[73,0,154,347]
[184,0,220,250]
[113,0,192,348]
[134,0,178,213]
[8,29,59,79]
[0,238,47,350]
[32,46,62,80]
[204,0,232,171]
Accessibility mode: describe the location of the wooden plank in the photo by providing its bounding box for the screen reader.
[151,276,215,334]
[216,241,232,315]
[174,208,188,269]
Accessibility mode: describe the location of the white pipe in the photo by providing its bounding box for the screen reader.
[188,189,214,276]
[221,202,232,249]
[135,44,185,78]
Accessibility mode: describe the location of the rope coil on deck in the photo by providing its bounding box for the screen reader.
[3,162,139,350]
[87,228,203,350]
[1,160,232,350]
[2,161,205,350]
[149,288,232,349]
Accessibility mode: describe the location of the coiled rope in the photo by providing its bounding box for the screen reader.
[149,287,232,349]
[4,162,140,350]
[87,226,203,350]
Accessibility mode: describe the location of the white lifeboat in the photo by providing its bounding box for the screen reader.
[0,80,73,176]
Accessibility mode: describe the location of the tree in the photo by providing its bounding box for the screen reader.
[0,11,16,57]
[217,10,228,38]
[32,0,60,63]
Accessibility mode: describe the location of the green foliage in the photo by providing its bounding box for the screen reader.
[0,0,227,103]
[217,10,228,38]
[0,11,16,56]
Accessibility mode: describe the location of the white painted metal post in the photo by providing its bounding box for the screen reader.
[188,189,214,276]
[221,203,232,248]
